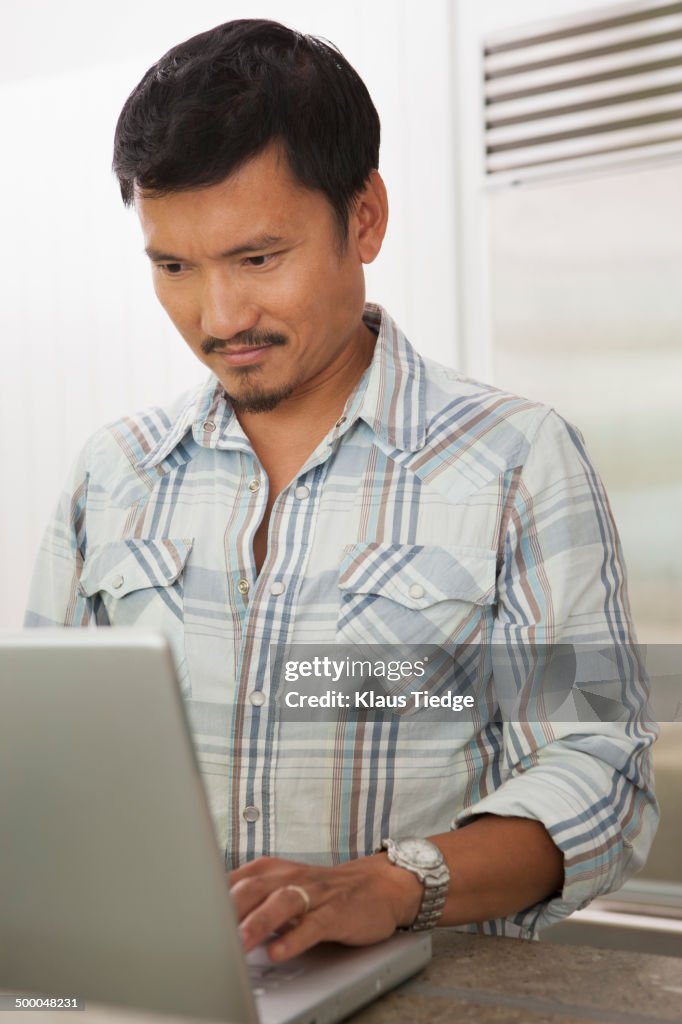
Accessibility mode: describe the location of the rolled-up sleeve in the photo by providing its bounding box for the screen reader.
[453,409,658,934]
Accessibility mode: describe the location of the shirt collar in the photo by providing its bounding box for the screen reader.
[355,303,427,453]
[136,303,426,469]
[136,377,252,469]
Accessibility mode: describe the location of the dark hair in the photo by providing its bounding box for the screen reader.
[112,19,380,239]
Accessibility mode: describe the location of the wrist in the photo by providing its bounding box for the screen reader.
[378,837,450,930]
[373,851,424,929]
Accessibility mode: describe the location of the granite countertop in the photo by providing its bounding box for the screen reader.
[3,932,680,1023]
[351,931,682,1023]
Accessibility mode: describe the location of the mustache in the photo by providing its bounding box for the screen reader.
[201,331,287,355]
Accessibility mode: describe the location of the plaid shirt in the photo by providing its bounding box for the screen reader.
[26,304,657,938]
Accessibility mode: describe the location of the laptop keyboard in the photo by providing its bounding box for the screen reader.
[247,949,306,995]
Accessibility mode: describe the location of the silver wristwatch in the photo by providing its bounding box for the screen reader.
[380,837,449,931]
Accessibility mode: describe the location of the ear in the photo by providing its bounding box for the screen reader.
[350,170,389,264]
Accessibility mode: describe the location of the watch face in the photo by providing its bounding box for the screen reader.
[397,838,441,869]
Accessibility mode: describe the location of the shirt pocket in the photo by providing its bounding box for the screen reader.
[336,542,496,648]
[78,537,194,693]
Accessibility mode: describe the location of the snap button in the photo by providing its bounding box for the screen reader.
[294,485,310,500]
[248,478,260,492]
[270,581,286,596]
[111,574,124,590]
[242,806,260,823]
[237,578,250,595]
[203,420,216,432]
[249,690,266,707]
[409,583,425,599]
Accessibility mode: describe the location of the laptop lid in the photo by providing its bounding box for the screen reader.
[0,630,431,1024]
[0,629,258,1023]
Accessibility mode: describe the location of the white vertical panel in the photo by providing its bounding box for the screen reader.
[0,64,207,630]
[451,0,633,380]
[0,0,460,626]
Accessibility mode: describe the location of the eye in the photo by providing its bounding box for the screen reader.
[156,262,188,276]
[244,253,277,268]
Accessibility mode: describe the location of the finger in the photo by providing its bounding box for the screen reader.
[239,885,316,953]
[230,876,281,922]
[229,855,283,885]
[229,855,307,887]
[266,907,332,962]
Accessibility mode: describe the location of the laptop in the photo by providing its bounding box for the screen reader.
[0,629,431,1023]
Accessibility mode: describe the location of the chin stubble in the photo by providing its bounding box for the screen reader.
[201,329,295,414]
[228,375,298,414]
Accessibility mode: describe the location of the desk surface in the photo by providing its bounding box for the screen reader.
[4,932,681,1024]
[354,931,682,1023]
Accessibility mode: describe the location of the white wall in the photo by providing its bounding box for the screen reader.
[0,0,459,627]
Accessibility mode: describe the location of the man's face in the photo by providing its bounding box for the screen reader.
[136,145,380,414]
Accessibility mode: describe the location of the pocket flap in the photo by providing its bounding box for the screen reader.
[79,538,194,598]
[338,543,496,608]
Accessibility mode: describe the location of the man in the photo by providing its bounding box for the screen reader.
[26,19,657,962]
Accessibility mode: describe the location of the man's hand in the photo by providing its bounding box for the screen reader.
[229,853,423,962]
[229,817,565,963]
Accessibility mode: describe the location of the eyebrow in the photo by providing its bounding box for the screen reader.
[144,234,285,262]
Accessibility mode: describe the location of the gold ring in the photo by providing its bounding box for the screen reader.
[284,884,311,915]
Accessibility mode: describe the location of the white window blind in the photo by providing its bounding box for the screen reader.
[484,0,682,179]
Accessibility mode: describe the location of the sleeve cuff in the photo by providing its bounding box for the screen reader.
[450,765,642,933]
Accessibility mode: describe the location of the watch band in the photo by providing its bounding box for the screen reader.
[380,837,449,931]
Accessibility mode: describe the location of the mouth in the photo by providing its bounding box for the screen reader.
[215,343,273,366]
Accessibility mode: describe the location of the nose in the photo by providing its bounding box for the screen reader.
[199,272,259,341]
